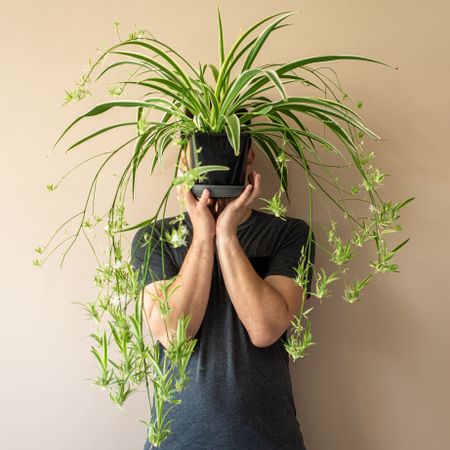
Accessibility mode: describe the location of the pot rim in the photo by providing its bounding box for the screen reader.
[189,131,251,137]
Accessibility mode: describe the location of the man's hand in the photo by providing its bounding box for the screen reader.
[216,170,261,239]
[176,150,218,241]
[213,168,296,346]
[177,185,217,242]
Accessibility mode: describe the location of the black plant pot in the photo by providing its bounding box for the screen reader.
[188,132,251,198]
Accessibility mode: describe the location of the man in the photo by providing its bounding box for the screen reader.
[132,138,315,450]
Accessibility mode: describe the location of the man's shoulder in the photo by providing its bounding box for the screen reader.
[131,215,179,250]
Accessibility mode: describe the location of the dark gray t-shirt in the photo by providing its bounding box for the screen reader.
[131,208,315,450]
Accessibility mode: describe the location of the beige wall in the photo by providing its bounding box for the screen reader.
[1,1,449,449]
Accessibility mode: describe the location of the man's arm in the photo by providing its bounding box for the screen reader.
[137,186,217,350]
[143,233,215,349]
[215,234,303,348]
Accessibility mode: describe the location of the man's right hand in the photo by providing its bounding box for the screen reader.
[175,149,217,242]
[183,187,217,242]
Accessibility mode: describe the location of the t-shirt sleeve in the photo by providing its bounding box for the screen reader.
[264,219,315,299]
[130,223,179,287]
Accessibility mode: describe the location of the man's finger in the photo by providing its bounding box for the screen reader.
[246,172,261,206]
[184,187,197,209]
[233,183,254,209]
[198,188,210,206]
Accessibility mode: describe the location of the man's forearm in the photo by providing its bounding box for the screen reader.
[215,234,290,347]
[150,236,214,343]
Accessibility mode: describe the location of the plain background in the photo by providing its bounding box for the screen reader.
[1,1,449,449]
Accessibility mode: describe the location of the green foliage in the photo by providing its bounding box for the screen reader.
[35,7,413,447]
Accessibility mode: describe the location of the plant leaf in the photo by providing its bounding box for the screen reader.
[224,114,241,156]
[277,54,398,77]
[264,69,287,100]
[221,68,262,114]
[242,12,295,71]
[65,121,136,154]
[214,10,294,98]
[52,99,174,151]
[217,6,225,67]
[208,64,220,82]
[394,197,415,211]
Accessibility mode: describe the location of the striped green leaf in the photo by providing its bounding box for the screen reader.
[264,69,287,100]
[224,114,241,156]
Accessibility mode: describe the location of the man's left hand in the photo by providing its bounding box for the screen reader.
[215,170,261,239]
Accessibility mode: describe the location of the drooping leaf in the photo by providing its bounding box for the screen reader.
[224,114,241,156]
[264,69,287,101]
[52,99,174,151]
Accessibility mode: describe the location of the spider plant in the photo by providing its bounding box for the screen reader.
[34,8,414,447]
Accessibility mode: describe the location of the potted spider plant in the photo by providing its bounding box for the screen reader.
[34,8,414,447]
[185,107,253,198]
